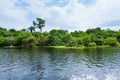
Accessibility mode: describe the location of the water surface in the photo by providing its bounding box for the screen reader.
[0,47,120,80]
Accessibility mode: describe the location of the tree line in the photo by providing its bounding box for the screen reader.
[0,18,120,48]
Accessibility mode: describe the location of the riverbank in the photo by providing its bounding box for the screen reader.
[1,45,116,49]
[47,45,112,49]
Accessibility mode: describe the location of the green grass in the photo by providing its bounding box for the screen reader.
[3,46,19,49]
[1,45,118,49]
[49,46,66,48]
[48,46,85,49]
[47,45,113,49]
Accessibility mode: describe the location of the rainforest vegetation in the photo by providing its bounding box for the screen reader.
[0,18,120,48]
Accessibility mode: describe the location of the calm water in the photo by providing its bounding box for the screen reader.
[0,47,120,80]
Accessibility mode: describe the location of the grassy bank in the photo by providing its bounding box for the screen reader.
[47,45,112,49]
[1,45,118,49]
[3,46,20,49]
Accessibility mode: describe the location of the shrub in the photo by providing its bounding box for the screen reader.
[5,37,15,46]
[88,42,96,47]
[66,41,77,47]
[22,36,37,48]
[104,37,118,46]
[0,36,6,47]
[82,35,91,46]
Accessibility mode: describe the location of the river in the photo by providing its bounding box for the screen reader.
[0,47,120,80]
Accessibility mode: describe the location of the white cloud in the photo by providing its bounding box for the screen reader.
[0,0,120,31]
[0,0,31,29]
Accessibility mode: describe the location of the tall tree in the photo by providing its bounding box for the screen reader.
[28,26,35,32]
[36,18,45,32]
[33,21,37,27]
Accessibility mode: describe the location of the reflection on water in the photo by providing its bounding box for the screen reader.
[0,47,120,80]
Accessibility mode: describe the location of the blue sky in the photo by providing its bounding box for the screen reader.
[0,0,120,31]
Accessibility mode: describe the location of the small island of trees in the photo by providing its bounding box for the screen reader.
[0,18,120,48]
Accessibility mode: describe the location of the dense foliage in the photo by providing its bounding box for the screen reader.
[0,27,120,48]
[0,18,120,48]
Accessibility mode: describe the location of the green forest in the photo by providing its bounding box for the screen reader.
[0,18,120,48]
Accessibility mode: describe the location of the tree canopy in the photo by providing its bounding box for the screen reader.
[0,18,120,48]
